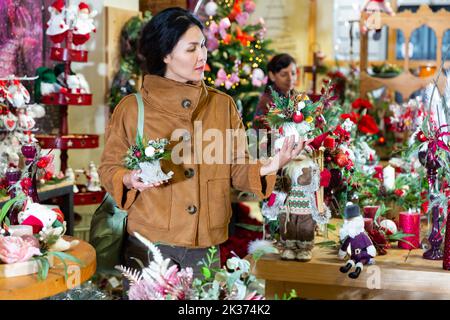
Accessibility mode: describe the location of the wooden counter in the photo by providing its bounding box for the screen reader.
[250,220,450,299]
[0,237,96,300]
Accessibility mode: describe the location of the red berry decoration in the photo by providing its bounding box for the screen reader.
[44,171,53,181]
[135,151,142,158]
[20,177,32,190]
[278,126,284,135]
[292,111,304,123]
[417,131,427,143]
[335,153,349,168]
[37,157,50,169]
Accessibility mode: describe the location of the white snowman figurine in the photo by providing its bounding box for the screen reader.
[65,167,79,193]
[86,161,102,192]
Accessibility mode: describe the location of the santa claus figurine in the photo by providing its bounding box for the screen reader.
[46,0,69,46]
[72,2,97,48]
[338,203,376,279]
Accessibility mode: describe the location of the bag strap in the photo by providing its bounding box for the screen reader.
[134,92,144,144]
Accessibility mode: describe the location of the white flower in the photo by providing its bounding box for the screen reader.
[342,118,355,131]
[145,146,155,157]
[297,101,306,111]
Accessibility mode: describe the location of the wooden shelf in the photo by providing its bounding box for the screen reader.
[36,134,99,150]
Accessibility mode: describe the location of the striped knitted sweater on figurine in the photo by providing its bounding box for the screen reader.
[281,185,312,215]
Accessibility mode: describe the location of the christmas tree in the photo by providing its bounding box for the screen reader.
[201,0,273,125]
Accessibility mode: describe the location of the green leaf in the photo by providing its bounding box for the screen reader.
[316,240,338,248]
[327,223,337,231]
[234,223,263,232]
[48,251,83,283]
[0,195,25,225]
[201,267,211,279]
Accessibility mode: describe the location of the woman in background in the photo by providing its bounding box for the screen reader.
[253,53,298,121]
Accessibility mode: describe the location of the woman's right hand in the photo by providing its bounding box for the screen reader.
[123,170,168,192]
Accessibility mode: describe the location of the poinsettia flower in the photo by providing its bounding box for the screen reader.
[341,112,360,124]
[235,27,255,46]
[309,132,330,150]
[333,125,351,142]
[219,18,231,40]
[236,12,249,26]
[358,114,379,134]
[228,0,242,21]
[352,98,373,109]
[244,0,256,13]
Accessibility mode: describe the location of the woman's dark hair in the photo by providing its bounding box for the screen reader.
[266,53,297,89]
[138,7,204,76]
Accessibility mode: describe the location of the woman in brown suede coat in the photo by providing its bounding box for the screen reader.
[99,8,306,277]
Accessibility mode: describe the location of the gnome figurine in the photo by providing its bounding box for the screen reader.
[278,155,330,262]
[338,203,376,279]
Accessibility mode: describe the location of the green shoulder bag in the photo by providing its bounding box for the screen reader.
[89,92,145,273]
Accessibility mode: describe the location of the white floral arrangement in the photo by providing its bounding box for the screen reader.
[124,138,173,184]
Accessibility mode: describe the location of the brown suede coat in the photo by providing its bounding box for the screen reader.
[99,75,276,248]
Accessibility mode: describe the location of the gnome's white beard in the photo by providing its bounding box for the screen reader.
[339,216,365,240]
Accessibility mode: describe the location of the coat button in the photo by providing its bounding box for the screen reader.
[184,168,195,178]
[186,205,197,214]
[181,99,192,109]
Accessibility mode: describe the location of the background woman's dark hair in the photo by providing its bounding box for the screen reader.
[138,7,204,76]
[265,53,297,90]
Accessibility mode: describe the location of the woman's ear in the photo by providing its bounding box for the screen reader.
[268,71,276,82]
[163,54,172,65]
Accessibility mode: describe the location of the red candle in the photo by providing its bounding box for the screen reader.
[398,211,420,250]
[363,206,380,220]
[364,218,374,232]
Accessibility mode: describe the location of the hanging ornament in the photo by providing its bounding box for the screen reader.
[292,111,304,123]
[205,1,218,16]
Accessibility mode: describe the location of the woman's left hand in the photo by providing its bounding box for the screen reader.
[260,135,306,176]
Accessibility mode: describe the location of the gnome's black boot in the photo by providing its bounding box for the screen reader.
[349,262,363,279]
[339,260,354,274]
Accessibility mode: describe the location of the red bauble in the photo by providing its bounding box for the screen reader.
[292,111,304,123]
[335,153,349,168]
[417,131,427,143]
